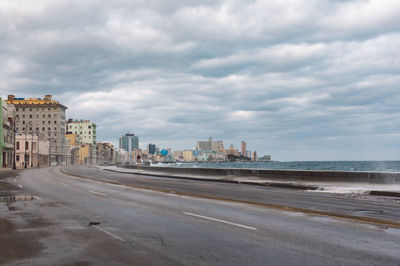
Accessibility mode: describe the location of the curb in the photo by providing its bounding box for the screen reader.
[369,191,400,197]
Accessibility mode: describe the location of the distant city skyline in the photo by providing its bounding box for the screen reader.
[1,1,399,161]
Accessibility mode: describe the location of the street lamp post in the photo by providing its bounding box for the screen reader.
[49,137,53,166]
[36,129,40,167]
[24,124,27,168]
[48,138,51,166]
[30,130,33,168]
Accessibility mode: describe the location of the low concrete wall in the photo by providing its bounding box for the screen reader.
[122,165,400,184]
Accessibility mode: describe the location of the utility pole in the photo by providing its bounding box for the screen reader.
[48,138,52,166]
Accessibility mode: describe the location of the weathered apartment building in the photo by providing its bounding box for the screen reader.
[66,119,97,164]
[0,98,15,167]
[6,95,68,165]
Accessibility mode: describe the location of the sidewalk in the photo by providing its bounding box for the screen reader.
[101,165,400,197]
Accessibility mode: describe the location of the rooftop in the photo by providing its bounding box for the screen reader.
[6,94,67,109]
[67,118,95,125]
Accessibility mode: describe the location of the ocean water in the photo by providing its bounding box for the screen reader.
[151,161,400,173]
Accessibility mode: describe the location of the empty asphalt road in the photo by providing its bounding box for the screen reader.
[3,166,400,265]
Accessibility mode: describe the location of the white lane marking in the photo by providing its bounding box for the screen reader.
[60,182,68,186]
[88,190,108,197]
[34,196,43,201]
[183,212,257,231]
[92,225,124,242]
[107,183,125,189]
[18,184,23,188]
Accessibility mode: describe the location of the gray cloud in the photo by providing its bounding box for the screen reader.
[1,0,400,160]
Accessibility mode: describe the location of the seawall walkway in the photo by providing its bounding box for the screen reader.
[101,165,400,197]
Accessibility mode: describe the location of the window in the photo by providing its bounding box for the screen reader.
[88,126,91,129]
[36,114,39,118]
[42,121,45,124]
[54,133,57,137]
[25,141,28,150]
[29,108,32,111]
[54,121,57,124]
[54,127,57,131]
[42,127,45,131]
[22,114,25,118]
[54,114,57,118]
[16,108,19,111]
[29,114,32,118]
[48,121,51,124]
[48,114,51,118]
[23,108,25,111]
[43,114,45,118]
[48,108,50,111]
[22,121,25,125]
[48,127,51,131]
[22,127,25,131]
[29,127,32,131]
[16,141,20,150]
[89,131,91,135]
[16,155,20,161]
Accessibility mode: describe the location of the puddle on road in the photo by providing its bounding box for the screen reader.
[0,195,34,211]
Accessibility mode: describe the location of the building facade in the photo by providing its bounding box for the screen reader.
[115,148,128,164]
[66,119,97,164]
[7,95,67,165]
[241,141,247,157]
[15,135,39,168]
[96,142,114,165]
[148,143,156,154]
[119,133,139,155]
[66,119,96,144]
[182,150,194,162]
[226,144,239,156]
[0,98,14,168]
[197,136,224,152]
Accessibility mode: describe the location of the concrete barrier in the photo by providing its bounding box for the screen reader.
[122,165,400,184]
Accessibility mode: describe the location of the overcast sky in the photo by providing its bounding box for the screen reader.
[1,0,399,161]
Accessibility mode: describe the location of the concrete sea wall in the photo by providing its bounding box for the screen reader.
[123,165,400,184]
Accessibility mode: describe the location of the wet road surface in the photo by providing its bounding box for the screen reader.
[2,166,400,265]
